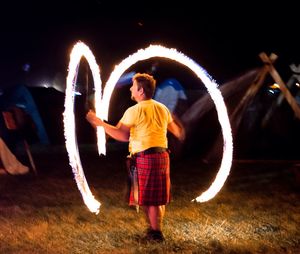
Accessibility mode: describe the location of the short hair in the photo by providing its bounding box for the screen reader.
[132,73,156,99]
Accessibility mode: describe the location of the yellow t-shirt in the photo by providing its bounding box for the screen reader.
[120,99,173,154]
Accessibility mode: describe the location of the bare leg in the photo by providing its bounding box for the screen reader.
[143,205,165,231]
[142,206,150,227]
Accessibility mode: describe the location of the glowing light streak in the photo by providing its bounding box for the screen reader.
[64,42,233,214]
[64,42,101,214]
[101,45,233,203]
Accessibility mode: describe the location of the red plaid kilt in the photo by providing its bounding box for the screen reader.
[129,151,170,206]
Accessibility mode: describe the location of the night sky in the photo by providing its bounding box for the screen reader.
[0,0,299,152]
[0,0,298,88]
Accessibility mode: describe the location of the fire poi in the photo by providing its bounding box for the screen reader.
[63,41,233,214]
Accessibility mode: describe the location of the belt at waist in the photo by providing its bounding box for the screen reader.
[134,147,168,156]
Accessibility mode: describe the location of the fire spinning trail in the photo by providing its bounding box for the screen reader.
[64,41,233,214]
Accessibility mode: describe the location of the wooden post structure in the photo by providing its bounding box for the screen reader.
[259,52,300,120]
[277,64,300,106]
[230,53,278,135]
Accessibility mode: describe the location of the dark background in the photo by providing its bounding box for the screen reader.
[1,0,298,86]
[0,0,299,159]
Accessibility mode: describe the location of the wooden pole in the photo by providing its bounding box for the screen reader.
[229,53,278,135]
[23,139,37,175]
[260,52,300,119]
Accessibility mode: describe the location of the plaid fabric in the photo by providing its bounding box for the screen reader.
[129,151,170,206]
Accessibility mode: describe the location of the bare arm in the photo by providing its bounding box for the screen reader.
[167,114,185,142]
[86,110,130,142]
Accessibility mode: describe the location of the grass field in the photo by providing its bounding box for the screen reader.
[1,146,300,253]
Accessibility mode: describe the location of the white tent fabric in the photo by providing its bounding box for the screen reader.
[0,137,29,175]
[154,78,187,113]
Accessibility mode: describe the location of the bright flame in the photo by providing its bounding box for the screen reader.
[64,42,233,213]
[63,42,101,214]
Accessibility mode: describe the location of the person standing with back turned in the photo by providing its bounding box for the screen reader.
[86,73,185,242]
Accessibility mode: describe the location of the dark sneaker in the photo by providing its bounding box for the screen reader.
[146,229,165,242]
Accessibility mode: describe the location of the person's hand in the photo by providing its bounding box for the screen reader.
[86,110,102,128]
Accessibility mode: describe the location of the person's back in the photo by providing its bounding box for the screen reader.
[121,99,171,155]
[86,73,185,242]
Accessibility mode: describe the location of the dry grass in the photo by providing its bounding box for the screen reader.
[0,147,300,253]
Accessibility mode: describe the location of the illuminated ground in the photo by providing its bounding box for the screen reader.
[0,145,299,253]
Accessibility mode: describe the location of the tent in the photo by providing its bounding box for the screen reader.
[0,84,49,147]
[154,78,187,114]
[0,137,29,175]
[178,53,300,161]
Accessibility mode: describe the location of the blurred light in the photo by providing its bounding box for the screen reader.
[15,103,26,108]
[22,63,31,72]
[268,89,275,94]
[42,83,51,88]
[269,83,280,89]
[268,83,280,95]
[296,82,300,87]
